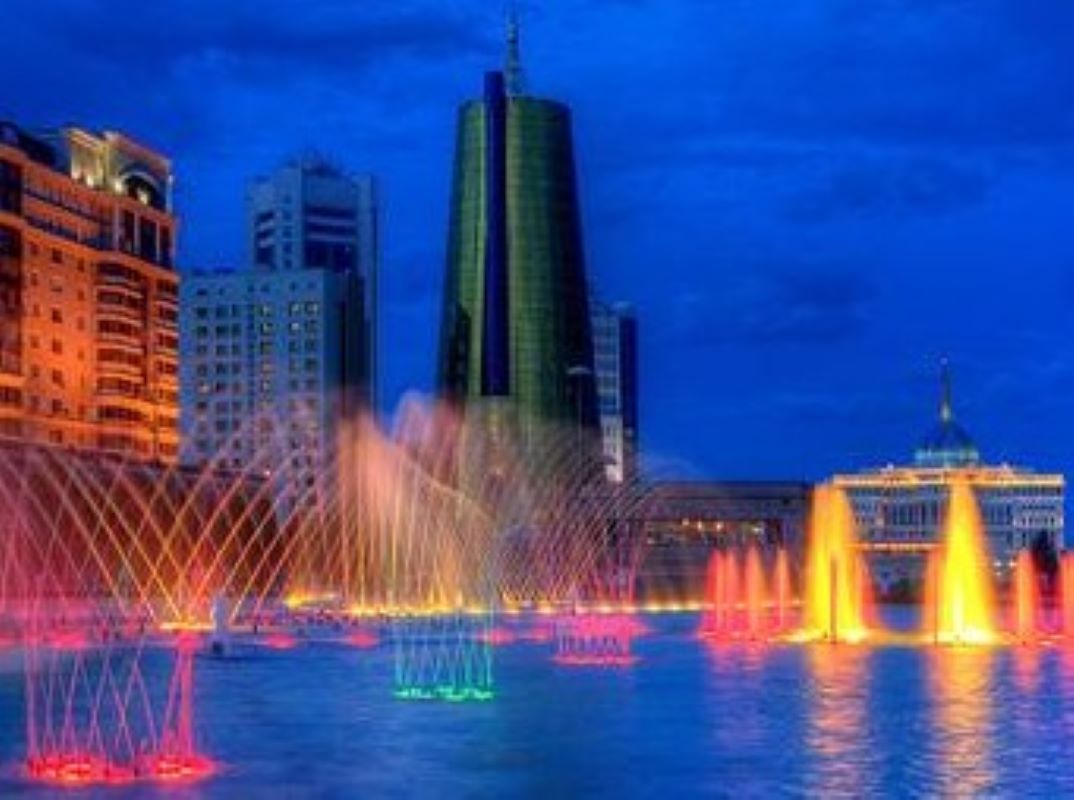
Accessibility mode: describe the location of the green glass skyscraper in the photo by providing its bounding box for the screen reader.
[438,20,598,458]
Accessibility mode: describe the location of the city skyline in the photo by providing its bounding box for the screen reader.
[3,1,1072,483]
[1,5,1073,795]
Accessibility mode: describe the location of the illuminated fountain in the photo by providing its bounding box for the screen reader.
[799,485,869,644]
[23,637,213,787]
[554,612,639,666]
[774,548,793,632]
[1062,554,1074,639]
[552,503,647,667]
[925,480,997,645]
[18,559,213,786]
[698,546,793,641]
[1012,549,1041,644]
[700,550,737,638]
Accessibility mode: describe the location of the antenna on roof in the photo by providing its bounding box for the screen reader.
[505,3,525,96]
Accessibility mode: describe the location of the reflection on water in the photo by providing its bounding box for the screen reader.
[1011,645,1041,694]
[703,641,772,764]
[930,647,996,796]
[806,645,874,796]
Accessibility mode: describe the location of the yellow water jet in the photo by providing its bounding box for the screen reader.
[801,484,868,643]
[926,479,997,645]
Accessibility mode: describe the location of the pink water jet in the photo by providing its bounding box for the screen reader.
[554,613,638,666]
[699,546,792,641]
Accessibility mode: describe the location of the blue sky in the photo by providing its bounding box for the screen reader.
[3,0,1073,481]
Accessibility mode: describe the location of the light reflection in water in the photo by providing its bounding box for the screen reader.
[704,641,771,764]
[806,645,874,796]
[930,648,997,796]
[1011,645,1041,694]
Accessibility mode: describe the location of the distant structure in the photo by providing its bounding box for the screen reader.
[835,360,1065,590]
[0,122,179,462]
[636,481,813,602]
[437,12,599,464]
[591,301,638,484]
[181,159,378,485]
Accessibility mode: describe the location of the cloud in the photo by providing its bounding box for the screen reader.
[0,0,495,157]
[668,265,875,348]
[782,156,991,223]
[18,1,494,78]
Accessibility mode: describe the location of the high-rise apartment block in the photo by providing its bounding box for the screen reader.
[247,158,377,399]
[181,159,378,483]
[0,122,179,462]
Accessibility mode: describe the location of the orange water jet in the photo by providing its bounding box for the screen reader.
[1012,549,1040,643]
[801,485,868,643]
[1061,553,1074,638]
[925,479,997,645]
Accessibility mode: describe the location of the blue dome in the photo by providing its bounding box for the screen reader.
[913,360,980,468]
[914,418,980,468]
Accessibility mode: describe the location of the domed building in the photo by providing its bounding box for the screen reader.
[832,361,1064,591]
[913,360,981,469]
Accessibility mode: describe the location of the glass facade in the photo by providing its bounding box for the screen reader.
[439,72,598,455]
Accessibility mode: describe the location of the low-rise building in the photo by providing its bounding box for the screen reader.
[636,480,812,602]
[834,362,1064,592]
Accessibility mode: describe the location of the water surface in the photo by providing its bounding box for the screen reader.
[1,610,1072,798]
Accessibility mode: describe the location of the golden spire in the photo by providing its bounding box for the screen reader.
[940,357,953,423]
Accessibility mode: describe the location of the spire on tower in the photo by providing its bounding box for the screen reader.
[505,3,524,96]
[939,357,953,423]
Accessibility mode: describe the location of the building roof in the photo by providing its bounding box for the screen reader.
[913,359,981,468]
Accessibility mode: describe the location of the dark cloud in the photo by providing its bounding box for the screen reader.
[16,1,494,78]
[769,386,920,428]
[782,157,991,223]
[669,266,875,348]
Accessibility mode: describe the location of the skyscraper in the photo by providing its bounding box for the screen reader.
[247,157,378,406]
[592,301,638,484]
[181,159,379,485]
[437,17,598,457]
[0,122,179,462]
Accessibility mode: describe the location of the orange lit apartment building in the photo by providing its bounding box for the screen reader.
[0,122,179,462]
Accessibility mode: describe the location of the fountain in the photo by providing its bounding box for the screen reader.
[1061,553,1074,639]
[925,479,997,645]
[699,546,792,641]
[774,548,793,632]
[554,611,639,666]
[699,550,736,638]
[800,485,869,644]
[1012,549,1040,643]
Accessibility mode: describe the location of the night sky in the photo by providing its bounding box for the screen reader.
[3,1,1073,483]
